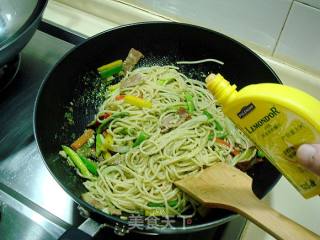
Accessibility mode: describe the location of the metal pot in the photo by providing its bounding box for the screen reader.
[0,0,48,67]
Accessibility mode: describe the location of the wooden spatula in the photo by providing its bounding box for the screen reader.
[175,162,320,240]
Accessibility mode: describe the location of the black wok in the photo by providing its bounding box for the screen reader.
[34,22,281,238]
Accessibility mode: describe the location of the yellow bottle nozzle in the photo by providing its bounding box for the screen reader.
[205,73,238,105]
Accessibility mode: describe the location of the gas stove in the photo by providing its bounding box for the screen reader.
[0,21,247,240]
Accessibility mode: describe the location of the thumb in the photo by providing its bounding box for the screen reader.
[296,144,320,176]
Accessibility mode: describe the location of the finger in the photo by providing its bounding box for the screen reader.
[296,144,320,175]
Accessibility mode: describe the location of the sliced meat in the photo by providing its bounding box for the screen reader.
[160,115,180,133]
[123,48,144,74]
[177,107,191,121]
[82,192,104,209]
[161,108,191,133]
[120,72,145,89]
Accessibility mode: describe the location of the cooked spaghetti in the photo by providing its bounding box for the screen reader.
[61,64,257,217]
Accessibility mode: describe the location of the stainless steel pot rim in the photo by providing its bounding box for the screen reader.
[0,0,47,50]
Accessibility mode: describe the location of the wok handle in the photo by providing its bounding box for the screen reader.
[59,227,93,240]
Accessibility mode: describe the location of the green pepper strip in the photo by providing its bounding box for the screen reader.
[97,112,129,134]
[208,131,227,140]
[98,60,122,72]
[133,131,149,147]
[147,199,178,208]
[208,132,214,141]
[79,155,98,176]
[62,145,92,178]
[158,78,174,85]
[214,120,223,131]
[99,64,123,79]
[119,127,129,135]
[185,93,195,113]
[257,150,266,158]
[203,110,213,119]
[157,79,166,85]
[216,131,228,138]
[145,208,168,217]
[95,134,105,157]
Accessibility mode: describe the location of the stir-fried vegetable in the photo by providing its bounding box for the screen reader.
[104,133,113,150]
[71,129,94,150]
[62,145,92,177]
[102,151,111,160]
[208,132,214,141]
[133,131,149,147]
[184,92,195,113]
[97,112,129,134]
[79,155,98,176]
[147,199,178,208]
[124,95,152,108]
[87,113,111,128]
[115,95,125,101]
[98,60,122,72]
[157,77,175,86]
[95,134,105,156]
[216,131,228,138]
[203,110,213,119]
[144,208,175,217]
[97,60,123,79]
[214,138,240,156]
[204,111,228,139]
[257,150,265,158]
[76,141,95,158]
[214,120,223,131]
[214,137,228,146]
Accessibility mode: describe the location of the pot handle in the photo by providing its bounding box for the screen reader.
[59,227,93,240]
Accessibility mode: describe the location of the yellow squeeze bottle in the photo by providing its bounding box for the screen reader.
[206,73,320,198]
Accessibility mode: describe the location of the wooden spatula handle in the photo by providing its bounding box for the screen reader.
[175,163,319,240]
[231,195,319,240]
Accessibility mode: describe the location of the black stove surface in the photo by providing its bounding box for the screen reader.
[0,22,246,240]
[0,55,21,92]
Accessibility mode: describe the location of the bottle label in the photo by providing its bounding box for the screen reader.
[231,102,320,198]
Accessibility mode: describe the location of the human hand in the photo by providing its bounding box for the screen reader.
[296,144,320,176]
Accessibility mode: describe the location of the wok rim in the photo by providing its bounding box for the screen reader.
[33,21,281,234]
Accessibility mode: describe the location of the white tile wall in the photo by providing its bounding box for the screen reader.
[274,2,320,76]
[56,0,168,25]
[297,0,320,9]
[44,1,118,36]
[125,0,293,55]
